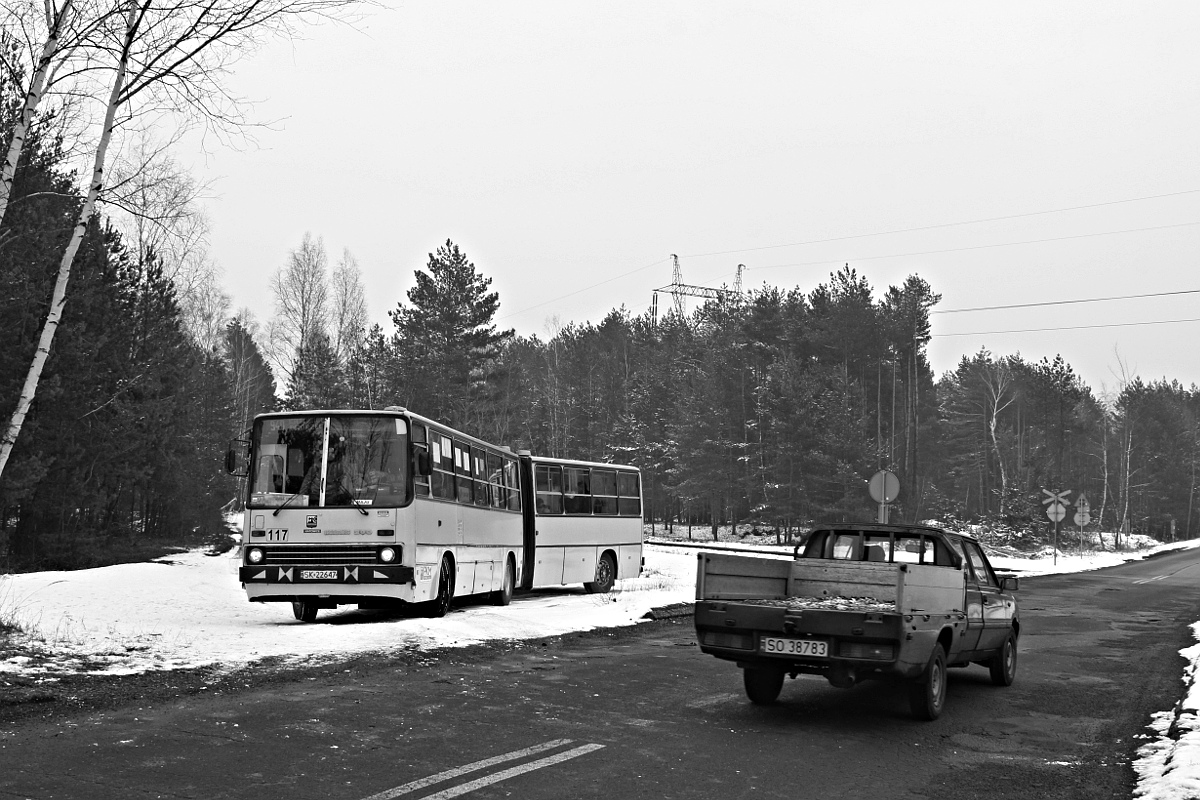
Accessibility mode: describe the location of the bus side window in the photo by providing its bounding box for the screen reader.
[486,452,504,508]
[505,458,522,512]
[429,431,455,500]
[592,469,617,515]
[535,464,563,514]
[454,441,473,505]
[412,424,430,497]
[472,448,490,507]
[564,467,590,515]
[617,471,641,516]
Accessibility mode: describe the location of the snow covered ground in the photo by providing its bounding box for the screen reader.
[2,537,1198,799]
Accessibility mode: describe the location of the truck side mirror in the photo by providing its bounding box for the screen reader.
[1000,576,1020,592]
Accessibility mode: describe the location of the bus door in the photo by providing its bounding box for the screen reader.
[530,462,566,587]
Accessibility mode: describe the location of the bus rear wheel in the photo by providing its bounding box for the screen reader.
[292,599,318,623]
[585,552,617,594]
[493,558,514,606]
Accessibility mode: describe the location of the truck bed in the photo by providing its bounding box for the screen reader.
[696,551,964,616]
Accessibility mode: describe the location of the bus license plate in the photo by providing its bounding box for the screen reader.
[300,569,338,581]
[760,637,829,658]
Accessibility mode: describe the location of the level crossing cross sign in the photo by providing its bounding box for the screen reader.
[1042,488,1070,523]
[1074,494,1091,527]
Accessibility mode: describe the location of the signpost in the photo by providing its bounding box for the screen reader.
[1074,494,1091,551]
[868,470,900,523]
[1042,488,1071,565]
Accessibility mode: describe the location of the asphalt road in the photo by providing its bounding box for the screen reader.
[3,547,1199,800]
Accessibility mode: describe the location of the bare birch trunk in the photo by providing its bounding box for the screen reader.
[1119,427,1133,549]
[0,5,133,480]
[0,1,73,229]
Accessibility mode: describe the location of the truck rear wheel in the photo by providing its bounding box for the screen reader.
[989,632,1017,686]
[743,666,785,704]
[908,644,947,720]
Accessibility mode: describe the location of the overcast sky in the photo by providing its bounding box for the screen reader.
[187,2,1200,394]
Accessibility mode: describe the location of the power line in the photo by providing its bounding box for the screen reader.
[678,188,1200,260]
[933,288,1200,315]
[495,191,1200,327]
[743,221,1200,274]
[496,256,669,323]
[933,317,1200,338]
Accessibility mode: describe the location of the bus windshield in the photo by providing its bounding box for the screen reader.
[249,414,410,508]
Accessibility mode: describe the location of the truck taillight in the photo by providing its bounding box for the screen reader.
[838,642,895,661]
[699,630,753,650]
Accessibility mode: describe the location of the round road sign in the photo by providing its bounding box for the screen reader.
[868,470,900,503]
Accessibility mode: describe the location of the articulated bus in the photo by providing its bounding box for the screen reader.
[231,408,643,622]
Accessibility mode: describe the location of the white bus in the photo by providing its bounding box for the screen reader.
[231,408,642,622]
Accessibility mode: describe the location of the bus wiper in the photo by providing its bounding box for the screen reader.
[333,476,369,515]
[272,491,306,516]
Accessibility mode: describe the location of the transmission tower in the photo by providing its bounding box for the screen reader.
[652,255,744,324]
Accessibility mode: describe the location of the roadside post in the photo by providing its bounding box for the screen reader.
[1074,495,1091,552]
[1043,488,1070,565]
[868,470,900,523]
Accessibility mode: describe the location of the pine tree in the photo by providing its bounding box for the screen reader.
[389,240,513,427]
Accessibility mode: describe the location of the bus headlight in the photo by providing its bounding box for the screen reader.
[378,546,397,563]
[246,547,265,565]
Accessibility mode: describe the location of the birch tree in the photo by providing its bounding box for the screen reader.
[0,0,115,231]
[267,231,330,387]
[0,0,366,480]
[330,247,367,364]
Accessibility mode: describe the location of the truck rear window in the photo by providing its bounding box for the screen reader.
[801,530,956,567]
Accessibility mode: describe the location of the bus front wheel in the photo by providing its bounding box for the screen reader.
[426,556,455,618]
[585,552,617,594]
[292,599,318,623]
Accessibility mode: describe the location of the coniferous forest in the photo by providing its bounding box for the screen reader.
[3,111,1199,572]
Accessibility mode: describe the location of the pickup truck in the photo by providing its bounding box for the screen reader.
[694,523,1019,720]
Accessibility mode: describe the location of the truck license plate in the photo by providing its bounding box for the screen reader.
[300,569,338,581]
[760,636,829,658]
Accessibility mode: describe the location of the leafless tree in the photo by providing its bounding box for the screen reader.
[267,231,330,386]
[107,129,227,346]
[0,0,370,480]
[330,247,367,364]
[0,0,117,231]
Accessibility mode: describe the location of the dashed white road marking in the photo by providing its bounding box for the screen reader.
[359,738,604,800]
[1133,575,1170,585]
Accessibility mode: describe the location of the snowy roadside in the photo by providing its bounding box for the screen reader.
[2,538,1199,799]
